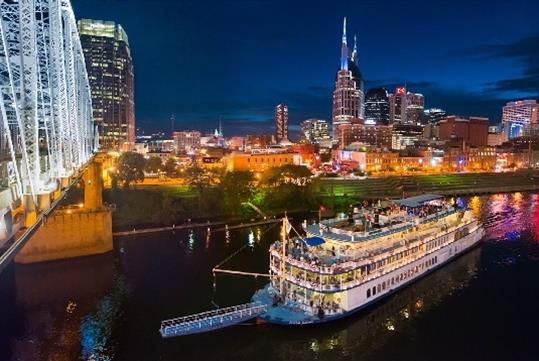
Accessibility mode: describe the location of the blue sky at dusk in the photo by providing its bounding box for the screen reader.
[73,0,539,136]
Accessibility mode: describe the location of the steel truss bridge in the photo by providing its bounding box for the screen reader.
[0,0,96,267]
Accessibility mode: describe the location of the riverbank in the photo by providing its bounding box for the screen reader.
[112,218,282,236]
[105,170,539,229]
[317,170,539,199]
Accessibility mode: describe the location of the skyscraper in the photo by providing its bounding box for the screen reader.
[389,86,406,124]
[78,19,135,151]
[405,92,425,124]
[275,104,289,143]
[389,87,425,125]
[332,18,364,135]
[364,88,390,125]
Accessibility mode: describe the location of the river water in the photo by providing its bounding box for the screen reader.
[1,192,539,361]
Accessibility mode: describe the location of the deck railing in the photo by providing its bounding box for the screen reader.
[313,208,459,243]
[274,220,477,276]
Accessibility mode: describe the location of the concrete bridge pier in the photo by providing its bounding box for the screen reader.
[23,191,55,228]
[15,160,113,264]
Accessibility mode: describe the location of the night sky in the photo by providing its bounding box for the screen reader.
[73,0,539,137]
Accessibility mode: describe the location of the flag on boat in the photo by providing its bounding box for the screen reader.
[281,218,292,237]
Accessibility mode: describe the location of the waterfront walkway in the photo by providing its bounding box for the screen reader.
[113,218,282,236]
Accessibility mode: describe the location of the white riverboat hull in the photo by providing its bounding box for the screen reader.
[341,224,484,313]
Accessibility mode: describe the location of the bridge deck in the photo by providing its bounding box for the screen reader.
[159,302,266,338]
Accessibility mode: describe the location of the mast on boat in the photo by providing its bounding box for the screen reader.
[279,215,289,299]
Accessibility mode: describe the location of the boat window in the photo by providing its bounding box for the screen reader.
[372,286,376,295]
[367,289,371,298]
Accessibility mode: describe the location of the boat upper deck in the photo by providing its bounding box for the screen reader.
[306,194,456,243]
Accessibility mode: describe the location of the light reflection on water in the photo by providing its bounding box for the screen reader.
[187,229,195,253]
[1,192,539,361]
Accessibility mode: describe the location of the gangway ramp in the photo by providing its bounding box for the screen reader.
[159,302,266,338]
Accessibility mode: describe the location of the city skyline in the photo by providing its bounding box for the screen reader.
[73,0,539,135]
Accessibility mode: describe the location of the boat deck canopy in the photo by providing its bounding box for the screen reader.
[303,236,325,247]
[394,194,443,208]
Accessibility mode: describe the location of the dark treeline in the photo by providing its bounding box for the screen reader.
[105,152,319,228]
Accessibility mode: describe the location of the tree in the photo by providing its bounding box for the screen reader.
[185,164,222,211]
[186,164,210,191]
[260,164,312,186]
[145,156,162,174]
[219,171,254,215]
[114,152,145,188]
[162,158,178,177]
[259,165,315,210]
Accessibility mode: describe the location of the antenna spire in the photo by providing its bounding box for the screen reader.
[340,17,348,71]
[352,34,358,63]
[218,115,223,137]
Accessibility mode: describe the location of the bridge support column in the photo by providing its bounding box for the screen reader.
[60,176,71,189]
[83,161,103,209]
[15,160,113,264]
[22,194,37,228]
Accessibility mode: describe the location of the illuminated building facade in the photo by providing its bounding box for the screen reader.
[364,88,390,125]
[333,149,399,172]
[405,92,425,124]
[336,121,392,149]
[78,19,135,150]
[389,88,425,125]
[443,145,496,171]
[424,108,447,123]
[275,104,289,143]
[300,119,330,143]
[502,100,538,139]
[487,125,504,147]
[173,131,201,151]
[225,151,299,172]
[244,134,275,150]
[391,124,423,150]
[332,18,364,134]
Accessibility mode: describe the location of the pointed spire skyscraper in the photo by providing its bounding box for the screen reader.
[332,18,365,144]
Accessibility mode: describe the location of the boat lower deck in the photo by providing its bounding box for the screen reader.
[252,285,343,325]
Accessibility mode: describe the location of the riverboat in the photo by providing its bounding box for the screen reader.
[252,194,485,325]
